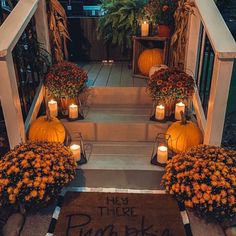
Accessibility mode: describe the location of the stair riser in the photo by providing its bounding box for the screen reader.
[89,142,153,155]
[63,122,169,142]
[87,87,152,105]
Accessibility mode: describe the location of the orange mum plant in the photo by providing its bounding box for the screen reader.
[0,141,76,209]
[147,67,195,104]
[162,145,236,221]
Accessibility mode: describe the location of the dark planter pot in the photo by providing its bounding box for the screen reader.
[157,25,171,37]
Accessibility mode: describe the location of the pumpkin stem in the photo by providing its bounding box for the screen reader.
[45,107,52,122]
[180,111,187,125]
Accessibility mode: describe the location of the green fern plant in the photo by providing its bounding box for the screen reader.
[97,0,147,54]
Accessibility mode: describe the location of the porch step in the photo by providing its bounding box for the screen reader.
[69,169,165,190]
[82,141,162,171]
[62,105,171,142]
[87,87,152,105]
[69,141,164,189]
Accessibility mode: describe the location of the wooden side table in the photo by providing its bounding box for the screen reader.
[132,36,170,79]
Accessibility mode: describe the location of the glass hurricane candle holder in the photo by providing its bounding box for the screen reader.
[141,21,149,37]
[66,98,85,121]
[150,133,173,167]
[150,101,166,123]
[69,132,87,165]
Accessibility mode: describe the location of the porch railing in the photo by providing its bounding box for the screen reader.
[185,0,236,146]
[0,0,50,148]
[0,0,235,149]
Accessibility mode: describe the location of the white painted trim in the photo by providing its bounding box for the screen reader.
[204,58,234,145]
[62,187,166,195]
[0,0,39,57]
[197,29,206,88]
[185,8,202,75]
[194,0,236,59]
[24,82,45,133]
[192,89,206,132]
[0,54,26,148]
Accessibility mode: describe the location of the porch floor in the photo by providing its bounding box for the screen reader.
[79,62,147,87]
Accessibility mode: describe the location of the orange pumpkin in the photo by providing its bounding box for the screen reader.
[28,116,66,143]
[167,112,203,153]
[138,48,163,76]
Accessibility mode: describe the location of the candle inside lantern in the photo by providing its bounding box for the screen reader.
[48,99,58,117]
[157,145,168,164]
[69,104,78,119]
[141,21,149,37]
[175,102,185,120]
[70,144,81,161]
[155,105,165,120]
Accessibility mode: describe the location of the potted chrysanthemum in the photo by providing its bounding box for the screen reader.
[45,61,88,115]
[147,67,195,119]
[0,141,76,209]
[162,145,236,222]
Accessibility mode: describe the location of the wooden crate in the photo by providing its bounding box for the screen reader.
[132,36,170,79]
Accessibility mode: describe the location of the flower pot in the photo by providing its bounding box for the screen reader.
[59,97,77,116]
[157,25,171,37]
[165,100,176,118]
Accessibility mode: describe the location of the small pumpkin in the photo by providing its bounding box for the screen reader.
[138,48,163,76]
[149,64,168,77]
[28,115,66,143]
[167,112,202,153]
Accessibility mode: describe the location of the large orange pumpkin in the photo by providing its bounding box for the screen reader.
[138,48,163,76]
[28,116,66,143]
[167,112,203,153]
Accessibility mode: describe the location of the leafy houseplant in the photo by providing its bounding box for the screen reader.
[0,141,76,209]
[162,145,236,222]
[97,0,147,54]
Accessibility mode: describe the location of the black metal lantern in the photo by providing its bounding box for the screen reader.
[69,132,87,165]
[150,100,166,123]
[67,98,85,121]
[150,133,173,167]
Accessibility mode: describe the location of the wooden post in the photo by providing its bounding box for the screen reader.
[0,54,26,148]
[204,58,234,146]
[34,0,51,54]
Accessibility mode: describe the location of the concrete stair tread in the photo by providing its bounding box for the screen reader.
[63,87,170,141]
[87,87,152,105]
[81,141,163,171]
[69,169,165,190]
[63,118,170,141]
[63,105,172,124]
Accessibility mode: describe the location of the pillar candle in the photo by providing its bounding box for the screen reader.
[175,102,185,120]
[69,104,78,119]
[48,99,58,117]
[157,146,168,164]
[141,21,149,37]
[70,144,81,161]
[155,105,165,120]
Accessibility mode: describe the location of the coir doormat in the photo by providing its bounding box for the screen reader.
[49,190,192,236]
